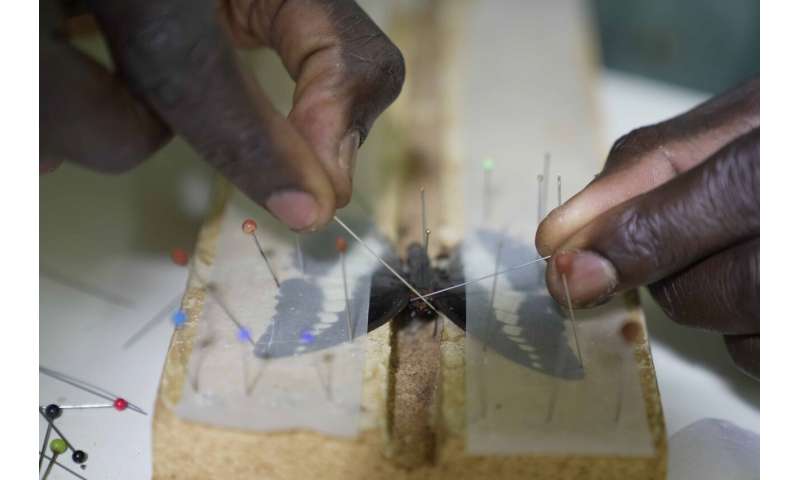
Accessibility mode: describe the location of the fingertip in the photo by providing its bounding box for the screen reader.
[265,190,321,232]
[535,212,560,256]
[547,249,619,308]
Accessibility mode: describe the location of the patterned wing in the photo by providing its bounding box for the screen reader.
[253,221,389,358]
[452,228,583,379]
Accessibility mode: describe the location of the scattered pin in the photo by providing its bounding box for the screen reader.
[45,403,62,419]
[39,407,76,454]
[53,403,115,410]
[39,453,88,480]
[336,237,354,342]
[42,438,68,479]
[39,405,58,469]
[72,450,88,465]
[170,247,190,266]
[113,398,129,411]
[242,218,281,288]
[561,274,584,369]
[39,366,147,415]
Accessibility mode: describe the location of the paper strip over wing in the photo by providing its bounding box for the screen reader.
[174,193,383,437]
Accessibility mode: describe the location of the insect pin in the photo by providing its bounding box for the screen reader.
[242,218,281,288]
[336,237,354,342]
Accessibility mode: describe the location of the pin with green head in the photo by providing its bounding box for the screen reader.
[49,438,67,455]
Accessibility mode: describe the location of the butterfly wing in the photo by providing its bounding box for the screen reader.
[367,254,410,331]
[431,250,467,331]
[456,229,583,379]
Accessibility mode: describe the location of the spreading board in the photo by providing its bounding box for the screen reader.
[152,1,667,478]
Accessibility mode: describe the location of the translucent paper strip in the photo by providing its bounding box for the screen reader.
[463,228,654,455]
[174,192,382,437]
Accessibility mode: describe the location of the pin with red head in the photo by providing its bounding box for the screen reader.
[170,248,190,266]
[241,218,280,288]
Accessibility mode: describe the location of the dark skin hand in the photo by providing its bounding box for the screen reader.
[536,78,759,378]
[40,0,405,231]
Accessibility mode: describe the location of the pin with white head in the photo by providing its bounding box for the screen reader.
[242,219,280,288]
[557,175,563,207]
[481,157,495,222]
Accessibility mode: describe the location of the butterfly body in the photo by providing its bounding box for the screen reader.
[368,243,466,331]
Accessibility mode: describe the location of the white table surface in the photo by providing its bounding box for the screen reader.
[39,69,759,479]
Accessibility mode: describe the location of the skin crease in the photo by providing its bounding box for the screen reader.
[40,0,405,231]
[537,79,760,378]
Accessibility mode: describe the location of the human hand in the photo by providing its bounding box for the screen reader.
[41,0,405,231]
[535,79,759,377]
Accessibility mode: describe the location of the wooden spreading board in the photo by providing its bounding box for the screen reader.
[152,1,667,478]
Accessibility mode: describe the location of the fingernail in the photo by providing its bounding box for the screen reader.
[337,131,360,178]
[265,190,319,231]
[552,250,618,307]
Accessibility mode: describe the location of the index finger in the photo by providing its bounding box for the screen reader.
[87,0,335,231]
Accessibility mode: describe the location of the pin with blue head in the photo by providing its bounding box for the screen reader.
[172,310,188,329]
[299,329,316,345]
[237,327,253,344]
